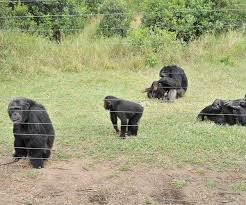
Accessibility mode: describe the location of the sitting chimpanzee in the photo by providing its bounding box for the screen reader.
[197,95,246,125]
[104,96,144,138]
[8,97,55,168]
[158,65,188,102]
[144,65,188,102]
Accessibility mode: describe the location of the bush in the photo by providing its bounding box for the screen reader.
[85,0,104,13]
[128,27,177,52]
[142,0,246,42]
[98,0,132,37]
[2,0,88,39]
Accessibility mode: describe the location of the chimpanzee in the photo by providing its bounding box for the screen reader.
[197,99,227,124]
[144,81,167,100]
[197,96,246,125]
[158,65,188,102]
[8,97,55,168]
[104,96,144,138]
[224,98,246,126]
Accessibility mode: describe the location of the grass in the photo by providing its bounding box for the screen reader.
[0,27,245,171]
[170,179,187,189]
[206,180,217,189]
[144,196,158,205]
[232,182,246,192]
[25,170,40,179]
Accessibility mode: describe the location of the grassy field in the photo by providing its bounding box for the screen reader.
[0,29,246,172]
[0,29,246,204]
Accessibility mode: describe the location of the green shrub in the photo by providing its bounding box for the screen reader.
[2,0,88,39]
[128,27,177,52]
[85,0,105,13]
[98,0,132,37]
[142,0,246,42]
[145,53,158,67]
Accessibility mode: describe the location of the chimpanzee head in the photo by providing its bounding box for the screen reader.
[8,97,31,124]
[104,96,118,110]
[211,99,224,111]
[240,100,246,107]
[151,81,161,91]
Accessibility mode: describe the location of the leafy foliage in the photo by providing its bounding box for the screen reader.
[98,0,132,37]
[1,0,88,39]
[142,0,246,41]
[84,0,105,13]
[128,27,177,52]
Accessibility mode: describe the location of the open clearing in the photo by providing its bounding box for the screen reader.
[0,66,245,204]
[0,159,245,205]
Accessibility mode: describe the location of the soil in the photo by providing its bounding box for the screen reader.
[0,159,245,205]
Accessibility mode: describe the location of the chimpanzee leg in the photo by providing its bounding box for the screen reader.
[28,138,45,168]
[176,88,185,98]
[42,148,51,160]
[117,113,128,138]
[167,89,177,102]
[128,113,143,136]
[110,112,119,133]
[29,149,44,169]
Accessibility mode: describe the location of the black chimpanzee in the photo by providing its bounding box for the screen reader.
[158,65,188,102]
[197,99,226,124]
[197,96,246,125]
[8,97,55,168]
[104,96,144,138]
[224,97,246,126]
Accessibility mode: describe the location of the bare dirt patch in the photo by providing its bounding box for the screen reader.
[0,159,245,205]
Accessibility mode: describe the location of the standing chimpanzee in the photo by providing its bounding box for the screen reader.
[158,65,188,102]
[104,96,144,138]
[8,97,55,168]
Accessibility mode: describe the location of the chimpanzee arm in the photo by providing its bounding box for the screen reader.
[13,136,27,160]
[110,112,119,133]
[197,105,214,120]
[158,77,181,88]
[117,113,128,138]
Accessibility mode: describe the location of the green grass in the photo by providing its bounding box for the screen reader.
[170,179,187,189]
[232,182,246,192]
[0,29,245,171]
[25,170,40,179]
[206,180,217,189]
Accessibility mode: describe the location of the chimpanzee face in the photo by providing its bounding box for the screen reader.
[8,98,30,123]
[240,100,246,107]
[211,99,223,111]
[151,81,161,91]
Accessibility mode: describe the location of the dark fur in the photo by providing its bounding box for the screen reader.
[104,96,144,138]
[8,97,55,168]
[198,96,246,125]
[158,65,188,102]
[144,81,167,100]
